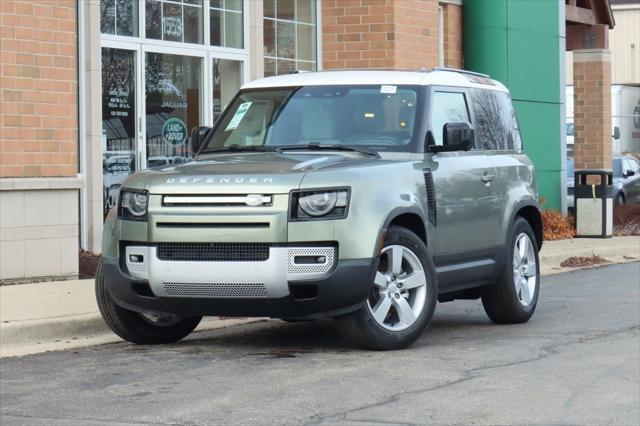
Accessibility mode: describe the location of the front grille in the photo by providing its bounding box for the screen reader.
[157,243,270,262]
[163,281,268,298]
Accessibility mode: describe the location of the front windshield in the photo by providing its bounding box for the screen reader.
[201,85,421,153]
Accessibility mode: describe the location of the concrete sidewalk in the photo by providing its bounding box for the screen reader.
[1,236,638,357]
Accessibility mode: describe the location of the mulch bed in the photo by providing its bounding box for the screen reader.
[79,251,100,279]
[613,204,640,236]
[560,255,610,268]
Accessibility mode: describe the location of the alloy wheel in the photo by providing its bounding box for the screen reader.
[367,245,428,331]
[512,233,537,306]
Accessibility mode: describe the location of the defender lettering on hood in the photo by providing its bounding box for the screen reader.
[166,176,274,184]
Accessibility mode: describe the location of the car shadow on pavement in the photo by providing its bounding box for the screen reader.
[111,303,498,356]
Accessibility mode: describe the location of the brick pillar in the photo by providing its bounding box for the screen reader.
[322,0,439,70]
[573,49,612,170]
[442,3,463,68]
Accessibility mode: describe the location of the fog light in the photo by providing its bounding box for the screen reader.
[129,254,144,263]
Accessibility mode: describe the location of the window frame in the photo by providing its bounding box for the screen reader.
[263,0,320,76]
[426,86,472,149]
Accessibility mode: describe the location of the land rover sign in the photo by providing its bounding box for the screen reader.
[162,117,187,147]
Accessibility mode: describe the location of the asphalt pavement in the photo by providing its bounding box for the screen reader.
[1,262,639,426]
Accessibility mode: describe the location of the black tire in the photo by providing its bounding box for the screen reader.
[482,217,540,324]
[95,262,201,344]
[335,225,437,350]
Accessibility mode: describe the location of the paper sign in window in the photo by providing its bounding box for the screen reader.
[225,102,253,131]
[380,85,397,94]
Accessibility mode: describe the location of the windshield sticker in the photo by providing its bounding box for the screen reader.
[380,85,397,94]
[225,101,252,131]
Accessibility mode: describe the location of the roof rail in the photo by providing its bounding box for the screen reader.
[430,67,491,79]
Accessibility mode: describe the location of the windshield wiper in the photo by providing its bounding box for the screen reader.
[204,145,276,154]
[276,143,380,158]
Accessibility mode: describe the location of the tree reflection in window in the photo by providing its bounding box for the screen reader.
[100,0,138,36]
[469,88,522,151]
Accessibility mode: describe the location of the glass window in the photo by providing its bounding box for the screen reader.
[210,0,244,49]
[201,85,420,153]
[429,92,470,146]
[212,59,242,121]
[468,88,522,151]
[613,159,623,178]
[145,0,203,44]
[101,48,137,217]
[145,53,202,166]
[100,0,138,36]
[264,0,317,76]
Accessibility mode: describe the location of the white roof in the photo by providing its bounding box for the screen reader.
[242,69,509,92]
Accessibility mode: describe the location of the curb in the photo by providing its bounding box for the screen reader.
[0,315,264,358]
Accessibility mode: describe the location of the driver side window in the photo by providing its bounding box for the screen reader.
[430,91,470,146]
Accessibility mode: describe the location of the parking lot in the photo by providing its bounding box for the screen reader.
[1,262,639,426]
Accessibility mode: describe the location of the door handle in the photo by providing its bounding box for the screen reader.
[481,174,495,183]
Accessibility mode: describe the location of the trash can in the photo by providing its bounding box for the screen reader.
[574,169,613,238]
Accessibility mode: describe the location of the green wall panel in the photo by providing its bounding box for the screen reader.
[462,28,508,83]
[506,1,559,36]
[507,30,561,103]
[464,0,564,211]
[513,100,563,181]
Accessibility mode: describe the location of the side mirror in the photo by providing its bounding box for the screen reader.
[190,126,212,154]
[429,122,474,153]
[623,170,635,178]
[612,126,620,140]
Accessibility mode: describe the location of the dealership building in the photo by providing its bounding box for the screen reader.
[0,0,625,280]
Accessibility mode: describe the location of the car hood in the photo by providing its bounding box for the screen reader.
[123,152,383,194]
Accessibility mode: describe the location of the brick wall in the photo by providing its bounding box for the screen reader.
[573,50,612,171]
[0,0,78,178]
[442,3,462,68]
[322,0,440,70]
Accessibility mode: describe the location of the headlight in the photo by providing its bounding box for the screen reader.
[118,189,148,221]
[290,188,349,221]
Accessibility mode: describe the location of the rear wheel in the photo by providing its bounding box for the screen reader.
[335,226,437,350]
[95,262,201,344]
[482,217,540,324]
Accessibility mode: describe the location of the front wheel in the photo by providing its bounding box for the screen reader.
[95,262,202,344]
[335,226,437,350]
[481,217,540,324]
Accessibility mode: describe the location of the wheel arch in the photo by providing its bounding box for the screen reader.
[513,203,543,251]
[378,208,428,254]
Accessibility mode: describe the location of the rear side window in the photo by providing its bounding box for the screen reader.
[429,91,471,146]
[469,88,522,151]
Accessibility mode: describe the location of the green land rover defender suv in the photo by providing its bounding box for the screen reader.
[97,69,542,350]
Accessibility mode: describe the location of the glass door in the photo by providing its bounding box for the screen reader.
[212,58,242,122]
[101,47,140,217]
[144,51,203,168]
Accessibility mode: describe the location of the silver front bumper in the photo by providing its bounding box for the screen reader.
[125,246,336,298]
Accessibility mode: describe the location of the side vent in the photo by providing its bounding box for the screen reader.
[424,170,437,226]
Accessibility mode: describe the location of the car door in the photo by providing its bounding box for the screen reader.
[423,88,501,270]
[624,157,640,203]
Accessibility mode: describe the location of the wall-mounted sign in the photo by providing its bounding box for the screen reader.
[162,117,187,147]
